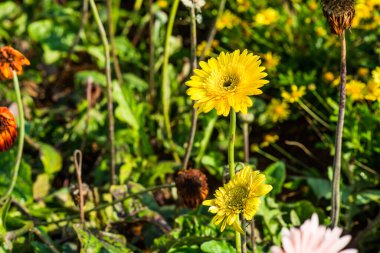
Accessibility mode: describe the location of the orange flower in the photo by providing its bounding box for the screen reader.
[0,107,18,152]
[0,46,30,80]
[175,169,209,209]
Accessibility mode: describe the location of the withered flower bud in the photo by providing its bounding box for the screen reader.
[175,169,208,209]
[70,183,90,206]
[321,0,355,36]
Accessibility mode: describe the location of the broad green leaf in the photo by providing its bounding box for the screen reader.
[28,20,53,42]
[73,224,131,253]
[0,149,32,202]
[33,173,51,200]
[113,82,139,129]
[200,240,235,253]
[264,161,286,195]
[306,178,331,200]
[39,143,62,176]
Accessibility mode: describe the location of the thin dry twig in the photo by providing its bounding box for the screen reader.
[80,77,93,151]
[74,150,85,227]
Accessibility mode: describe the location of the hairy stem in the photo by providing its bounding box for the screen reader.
[182,1,198,170]
[0,73,25,203]
[89,0,116,184]
[331,31,346,228]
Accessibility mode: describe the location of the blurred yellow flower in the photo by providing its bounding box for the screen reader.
[266,99,290,123]
[308,0,318,11]
[203,165,272,234]
[260,134,279,148]
[196,40,219,57]
[372,67,380,83]
[346,80,366,101]
[352,0,380,27]
[323,72,335,82]
[358,67,369,77]
[157,0,168,8]
[365,80,380,101]
[263,52,281,71]
[308,83,316,91]
[332,77,341,87]
[186,50,268,116]
[237,0,251,12]
[315,26,327,37]
[281,85,306,103]
[255,8,279,26]
[216,10,241,30]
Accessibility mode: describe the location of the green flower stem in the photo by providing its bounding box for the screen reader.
[298,99,331,129]
[228,110,236,179]
[331,32,347,228]
[89,0,116,184]
[312,90,333,112]
[302,98,329,121]
[228,109,241,253]
[182,1,198,170]
[162,0,181,164]
[0,72,25,203]
[195,114,217,168]
[272,143,309,169]
[242,121,250,253]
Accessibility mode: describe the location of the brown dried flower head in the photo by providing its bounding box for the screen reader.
[321,0,355,36]
[175,169,209,209]
[0,107,18,152]
[0,46,30,80]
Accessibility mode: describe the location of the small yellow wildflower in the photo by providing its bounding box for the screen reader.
[332,77,341,87]
[315,26,327,37]
[254,8,279,26]
[237,0,251,12]
[216,10,241,30]
[260,134,279,148]
[281,85,306,103]
[203,165,272,234]
[266,99,290,123]
[346,80,366,101]
[308,0,318,11]
[323,72,335,82]
[357,67,369,77]
[263,52,281,71]
[186,50,268,116]
[196,40,219,57]
[308,83,317,91]
[157,0,168,8]
[365,80,380,101]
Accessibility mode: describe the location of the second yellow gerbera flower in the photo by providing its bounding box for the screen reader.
[186,49,269,116]
[203,165,272,234]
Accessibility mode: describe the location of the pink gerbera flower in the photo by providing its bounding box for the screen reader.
[271,214,357,253]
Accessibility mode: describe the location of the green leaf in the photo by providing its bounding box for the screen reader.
[113,81,139,129]
[33,173,51,200]
[39,143,62,176]
[264,161,286,195]
[28,20,54,42]
[200,240,235,253]
[0,149,32,202]
[73,224,131,253]
[290,210,301,226]
[306,178,331,200]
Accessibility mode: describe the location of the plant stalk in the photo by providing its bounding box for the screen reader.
[89,0,116,185]
[331,31,346,228]
[0,72,25,203]
[182,1,198,170]
[148,0,155,103]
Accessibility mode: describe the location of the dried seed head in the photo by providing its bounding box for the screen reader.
[321,0,355,36]
[70,183,90,206]
[175,169,208,209]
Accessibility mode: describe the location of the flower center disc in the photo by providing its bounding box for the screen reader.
[221,75,239,91]
[226,186,248,211]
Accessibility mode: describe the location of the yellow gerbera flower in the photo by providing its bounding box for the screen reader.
[365,80,380,101]
[202,165,272,234]
[281,85,306,103]
[186,50,268,116]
